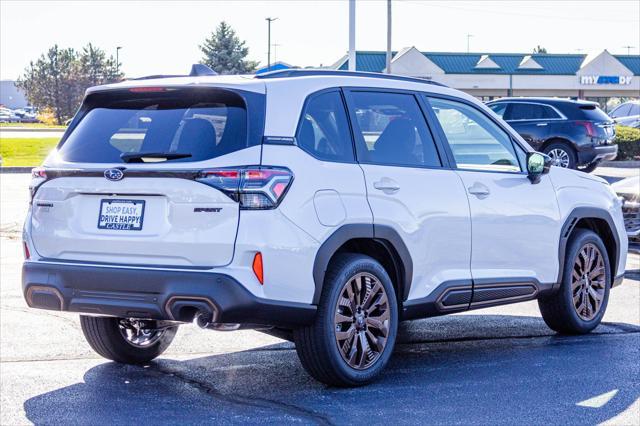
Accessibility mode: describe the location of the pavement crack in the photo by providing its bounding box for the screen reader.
[0,305,81,329]
[143,363,334,425]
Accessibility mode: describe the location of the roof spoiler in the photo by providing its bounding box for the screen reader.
[132,64,218,80]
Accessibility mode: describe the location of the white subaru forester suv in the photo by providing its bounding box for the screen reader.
[23,67,628,386]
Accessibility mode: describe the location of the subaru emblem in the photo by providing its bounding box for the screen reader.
[104,169,124,181]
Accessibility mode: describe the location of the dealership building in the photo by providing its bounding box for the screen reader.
[332,48,640,107]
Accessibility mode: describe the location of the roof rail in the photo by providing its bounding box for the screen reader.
[132,64,217,81]
[255,69,448,87]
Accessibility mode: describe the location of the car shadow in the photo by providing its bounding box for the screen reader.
[24,315,640,425]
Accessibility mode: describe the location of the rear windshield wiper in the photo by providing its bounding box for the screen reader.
[120,152,192,163]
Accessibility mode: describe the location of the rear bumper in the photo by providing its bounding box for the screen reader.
[578,144,618,165]
[22,261,316,328]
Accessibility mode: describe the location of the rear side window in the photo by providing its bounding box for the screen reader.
[58,88,253,163]
[488,103,507,118]
[297,91,354,162]
[349,91,441,168]
[506,103,560,120]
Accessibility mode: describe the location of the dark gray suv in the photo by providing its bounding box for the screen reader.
[487,98,617,172]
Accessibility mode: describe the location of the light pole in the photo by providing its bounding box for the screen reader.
[385,0,392,74]
[466,34,473,53]
[116,46,122,75]
[623,45,635,56]
[266,17,278,72]
[348,0,356,71]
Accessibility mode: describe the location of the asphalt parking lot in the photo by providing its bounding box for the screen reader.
[1,170,638,425]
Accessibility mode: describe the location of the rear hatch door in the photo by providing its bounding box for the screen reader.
[30,85,264,267]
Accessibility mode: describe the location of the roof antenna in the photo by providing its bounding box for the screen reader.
[189,64,217,76]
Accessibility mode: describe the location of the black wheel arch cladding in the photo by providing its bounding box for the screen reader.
[312,224,413,304]
[557,207,620,286]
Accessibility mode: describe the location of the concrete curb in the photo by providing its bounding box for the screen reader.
[0,167,33,173]
[600,161,640,168]
[0,127,66,132]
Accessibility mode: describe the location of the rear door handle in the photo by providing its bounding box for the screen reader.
[536,123,548,127]
[373,178,400,194]
[468,182,490,198]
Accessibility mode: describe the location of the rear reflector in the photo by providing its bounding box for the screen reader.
[252,252,264,285]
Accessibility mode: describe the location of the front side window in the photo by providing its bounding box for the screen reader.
[427,97,521,173]
[297,91,354,162]
[349,91,441,167]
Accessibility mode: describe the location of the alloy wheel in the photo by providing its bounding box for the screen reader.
[548,148,570,168]
[334,272,390,370]
[119,319,166,348]
[572,243,606,321]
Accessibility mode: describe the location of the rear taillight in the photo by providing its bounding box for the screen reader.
[575,121,596,137]
[197,166,293,210]
[23,241,31,260]
[29,167,48,202]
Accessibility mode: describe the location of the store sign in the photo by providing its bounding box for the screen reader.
[580,75,633,85]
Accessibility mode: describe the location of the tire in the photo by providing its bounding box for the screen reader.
[80,316,178,364]
[538,229,611,334]
[544,142,577,169]
[294,253,398,387]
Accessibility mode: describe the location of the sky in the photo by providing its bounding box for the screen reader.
[1,0,639,80]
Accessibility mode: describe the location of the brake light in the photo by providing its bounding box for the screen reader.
[197,166,293,210]
[576,121,596,137]
[23,241,31,260]
[29,167,48,202]
[129,87,167,93]
[252,252,264,285]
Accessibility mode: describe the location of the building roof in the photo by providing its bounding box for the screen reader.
[337,51,640,76]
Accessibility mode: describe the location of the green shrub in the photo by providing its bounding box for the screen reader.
[615,125,640,160]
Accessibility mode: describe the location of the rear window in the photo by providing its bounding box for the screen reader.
[58,88,258,163]
[575,104,611,122]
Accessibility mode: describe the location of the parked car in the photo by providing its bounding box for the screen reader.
[609,101,640,128]
[22,68,628,386]
[13,107,39,123]
[612,176,640,247]
[487,98,617,173]
[0,107,20,123]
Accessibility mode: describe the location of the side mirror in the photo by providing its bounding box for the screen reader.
[527,152,552,184]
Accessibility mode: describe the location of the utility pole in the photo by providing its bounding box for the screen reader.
[272,43,282,64]
[622,45,635,55]
[348,0,356,71]
[116,46,122,74]
[385,0,392,74]
[466,34,473,53]
[266,17,278,72]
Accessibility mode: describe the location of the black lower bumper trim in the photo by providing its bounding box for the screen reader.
[22,261,316,328]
